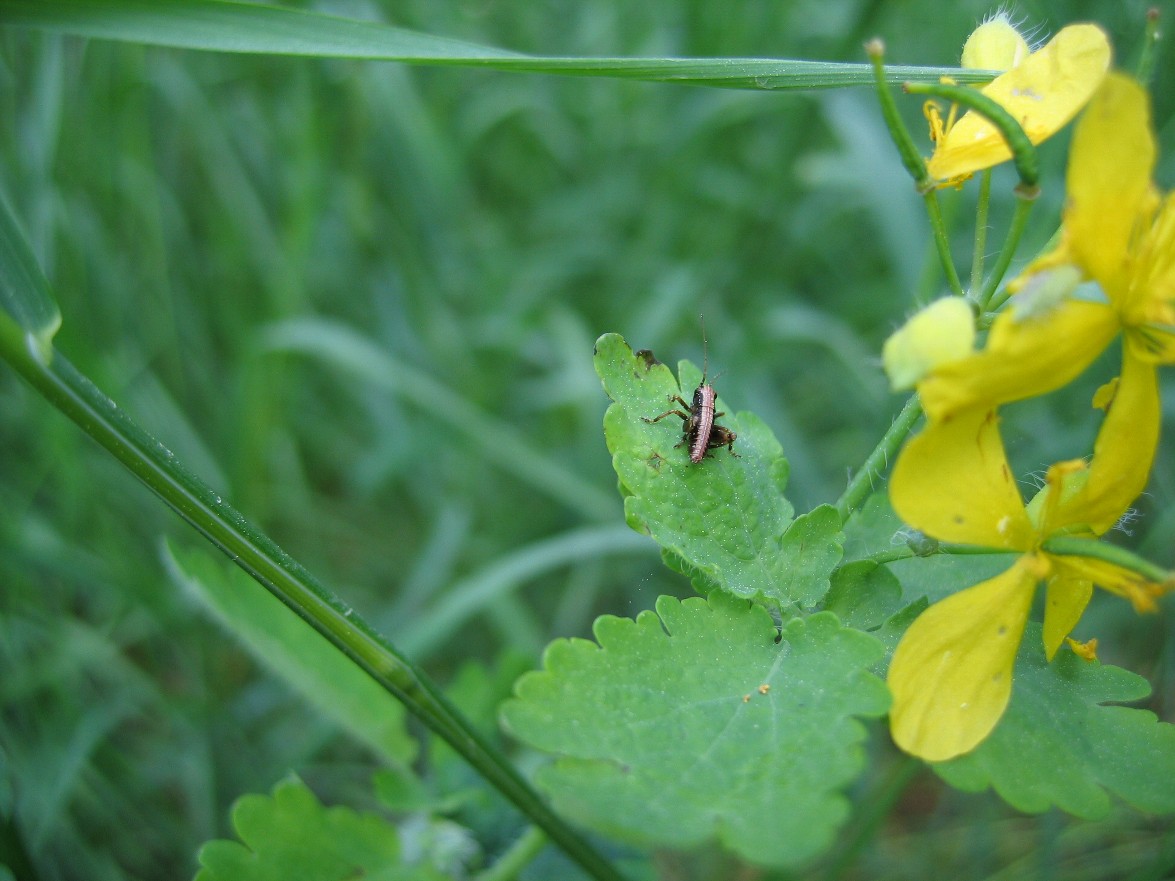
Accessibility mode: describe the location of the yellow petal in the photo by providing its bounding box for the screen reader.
[1050,553,1170,613]
[882,297,976,390]
[1050,344,1160,535]
[1091,377,1118,411]
[1025,459,1092,535]
[927,24,1111,181]
[917,298,1118,422]
[961,15,1031,70]
[888,557,1038,761]
[1064,73,1156,298]
[1126,191,1175,349]
[890,407,1033,548]
[1042,575,1093,660]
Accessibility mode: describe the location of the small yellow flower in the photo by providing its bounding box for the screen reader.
[925,22,1110,184]
[886,369,1167,761]
[918,73,1175,422]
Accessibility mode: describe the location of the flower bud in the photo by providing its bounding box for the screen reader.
[882,297,975,390]
[961,15,1031,71]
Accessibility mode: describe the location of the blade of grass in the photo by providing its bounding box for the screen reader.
[261,317,618,521]
[2,0,997,91]
[0,194,60,355]
[0,308,626,881]
[398,524,654,661]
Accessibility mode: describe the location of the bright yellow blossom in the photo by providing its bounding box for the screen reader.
[925,23,1110,184]
[886,365,1167,761]
[918,73,1174,422]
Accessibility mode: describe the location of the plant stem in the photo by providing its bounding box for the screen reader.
[474,826,549,881]
[1135,8,1162,85]
[969,169,992,298]
[923,192,965,296]
[835,394,922,523]
[0,312,626,881]
[864,541,1014,566]
[864,39,964,297]
[976,191,1036,311]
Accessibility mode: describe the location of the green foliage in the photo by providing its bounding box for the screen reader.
[194,777,447,881]
[0,194,58,350]
[824,560,904,631]
[164,543,418,769]
[935,623,1175,819]
[595,333,843,605]
[3,1,1175,880]
[501,592,890,868]
[1,0,992,90]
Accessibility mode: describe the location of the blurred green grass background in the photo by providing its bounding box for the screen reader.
[1,1,1173,878]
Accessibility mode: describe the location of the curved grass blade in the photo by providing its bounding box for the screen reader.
[0,194,60,357]
[0,231,627,881]
[2,0,997,92]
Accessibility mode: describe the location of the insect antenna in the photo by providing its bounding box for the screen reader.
[698,314,728,385]
[699,312,709,382]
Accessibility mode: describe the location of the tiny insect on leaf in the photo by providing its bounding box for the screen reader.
[641,317,739,464]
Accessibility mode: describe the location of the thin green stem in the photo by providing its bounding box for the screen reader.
[474,826,549,881]
[863,40,963,297]
[835,394,923,523]
[969,169,992,299]
[864,541,1018,567]
[0,312,626,881]
[865,39,930,186]
[977,191,1037,312]
[1135,8,1162,85]
[923,190,965,296]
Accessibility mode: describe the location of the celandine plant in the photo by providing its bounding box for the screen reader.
[1,4,1172,880]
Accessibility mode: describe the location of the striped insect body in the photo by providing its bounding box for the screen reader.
[642,318,739,464]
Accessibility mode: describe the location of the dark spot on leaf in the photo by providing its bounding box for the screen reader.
[997,625,1007,636]
[635,349,661,372]
[953,515,965,524]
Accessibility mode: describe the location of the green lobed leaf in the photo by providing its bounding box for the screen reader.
[841,492,903,562]
[595,333,843,606]
[824,560,904,632]
[934,623,1175,819]
[164,542,418,769]
[500,592,891,869]
[195,777,447,881]
[0,0,997,92]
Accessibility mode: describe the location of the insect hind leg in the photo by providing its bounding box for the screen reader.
[642,409,690,424]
